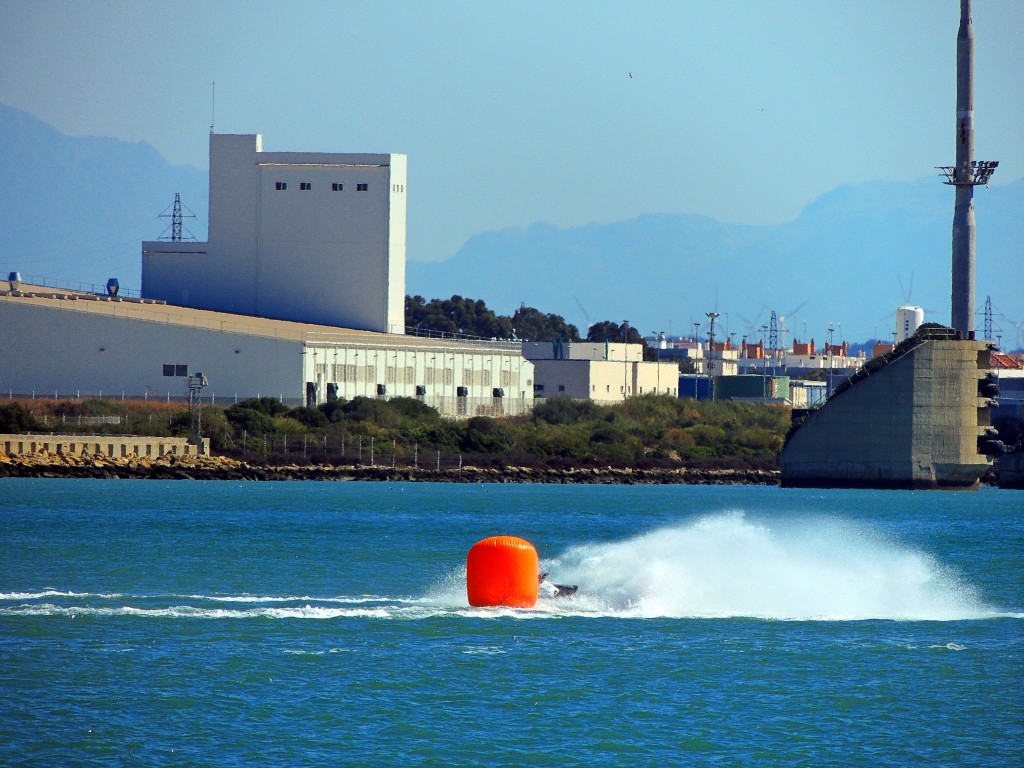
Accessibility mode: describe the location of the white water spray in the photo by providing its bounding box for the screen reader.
[540,511,992,620]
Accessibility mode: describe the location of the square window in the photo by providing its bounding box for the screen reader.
[357,183,368,191]
[275,182,287,191]
[332,183,343,191]
[300,182,312,191]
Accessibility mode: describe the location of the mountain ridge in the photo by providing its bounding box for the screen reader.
[2,103,1020,345]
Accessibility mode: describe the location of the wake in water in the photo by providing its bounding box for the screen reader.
[531,511,998,621]
[0,513,1009,622]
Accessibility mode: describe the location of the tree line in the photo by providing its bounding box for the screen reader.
[1,395,791,470]
[406,294,649,349]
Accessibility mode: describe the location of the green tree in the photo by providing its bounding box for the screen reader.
[406,295,514,338]
[510,305,581,342]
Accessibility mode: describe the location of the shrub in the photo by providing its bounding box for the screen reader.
[533,396,600,426]
[0,403,41,433]
[462,416,515,453]
[233,397,290,416]
[286,406,329,429]
[224,405,280,435]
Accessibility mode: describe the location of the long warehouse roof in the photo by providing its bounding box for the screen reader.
[1,285,521,354]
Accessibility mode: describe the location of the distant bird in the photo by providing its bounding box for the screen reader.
[628,72,632,79]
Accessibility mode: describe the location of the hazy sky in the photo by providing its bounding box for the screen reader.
[2,0,1021,265]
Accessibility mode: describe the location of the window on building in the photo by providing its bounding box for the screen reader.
[558,385,566,392]
[357,183,368,191]
[275,182,287,191]
[332,183,343,191]
[300,182,312,191]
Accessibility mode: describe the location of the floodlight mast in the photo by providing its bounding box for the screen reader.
[187,373,209,453]
[937,0,997,336]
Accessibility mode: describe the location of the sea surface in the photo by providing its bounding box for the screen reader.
[1,479,1021,767]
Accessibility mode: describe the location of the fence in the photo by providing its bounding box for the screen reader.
[230,431,479,471]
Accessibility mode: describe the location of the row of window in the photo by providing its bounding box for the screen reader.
[324,383,506,398]
[534,383,678,396]
[273,182,407,193]
[274,182,370,192]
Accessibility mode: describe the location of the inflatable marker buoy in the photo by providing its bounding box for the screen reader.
[466,536,539,608]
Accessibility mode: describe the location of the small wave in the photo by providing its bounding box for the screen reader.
[190,593,419,605]
[0,590,123,601]
[0,603,396,620]
[461,645,507,655]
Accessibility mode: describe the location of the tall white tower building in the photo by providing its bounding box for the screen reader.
[143,133,407,334]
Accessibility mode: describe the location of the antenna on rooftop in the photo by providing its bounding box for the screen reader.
[983,295,993,342]
[210,81,216,134]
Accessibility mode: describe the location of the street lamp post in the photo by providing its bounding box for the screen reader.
[652,331,663,394]
[827,325,835,395]
[186,371,208,454]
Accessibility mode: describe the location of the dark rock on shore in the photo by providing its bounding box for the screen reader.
[0,451,779,485]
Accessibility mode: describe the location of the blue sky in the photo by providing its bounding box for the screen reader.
[1,0,1021,266]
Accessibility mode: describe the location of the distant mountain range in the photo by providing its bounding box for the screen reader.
[408,178,1023,348]
[3,103,1021,346]
[0,104,207,293]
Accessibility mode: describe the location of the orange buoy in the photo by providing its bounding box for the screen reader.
[466,536,539,608]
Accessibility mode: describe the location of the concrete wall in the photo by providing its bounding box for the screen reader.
[143,134,406,334]
[1,434,208,457]
[780,338,992,488]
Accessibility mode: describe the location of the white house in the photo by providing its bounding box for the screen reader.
[522,341,678,402]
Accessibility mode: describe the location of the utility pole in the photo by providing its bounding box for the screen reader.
[769,311,780,378]
[706,312,719,401]
[693,322,701,398]
[158,193,197,242]
[622,320,630,399]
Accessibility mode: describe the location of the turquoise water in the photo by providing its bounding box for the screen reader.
[2,480,1021,766]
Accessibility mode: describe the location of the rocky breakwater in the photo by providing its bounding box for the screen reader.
[0,450,780,485]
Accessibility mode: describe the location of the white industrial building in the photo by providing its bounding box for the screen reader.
[523,341,679,402]
[0,286,533,416]
[143,134,406,335]
[1,132,536,417]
